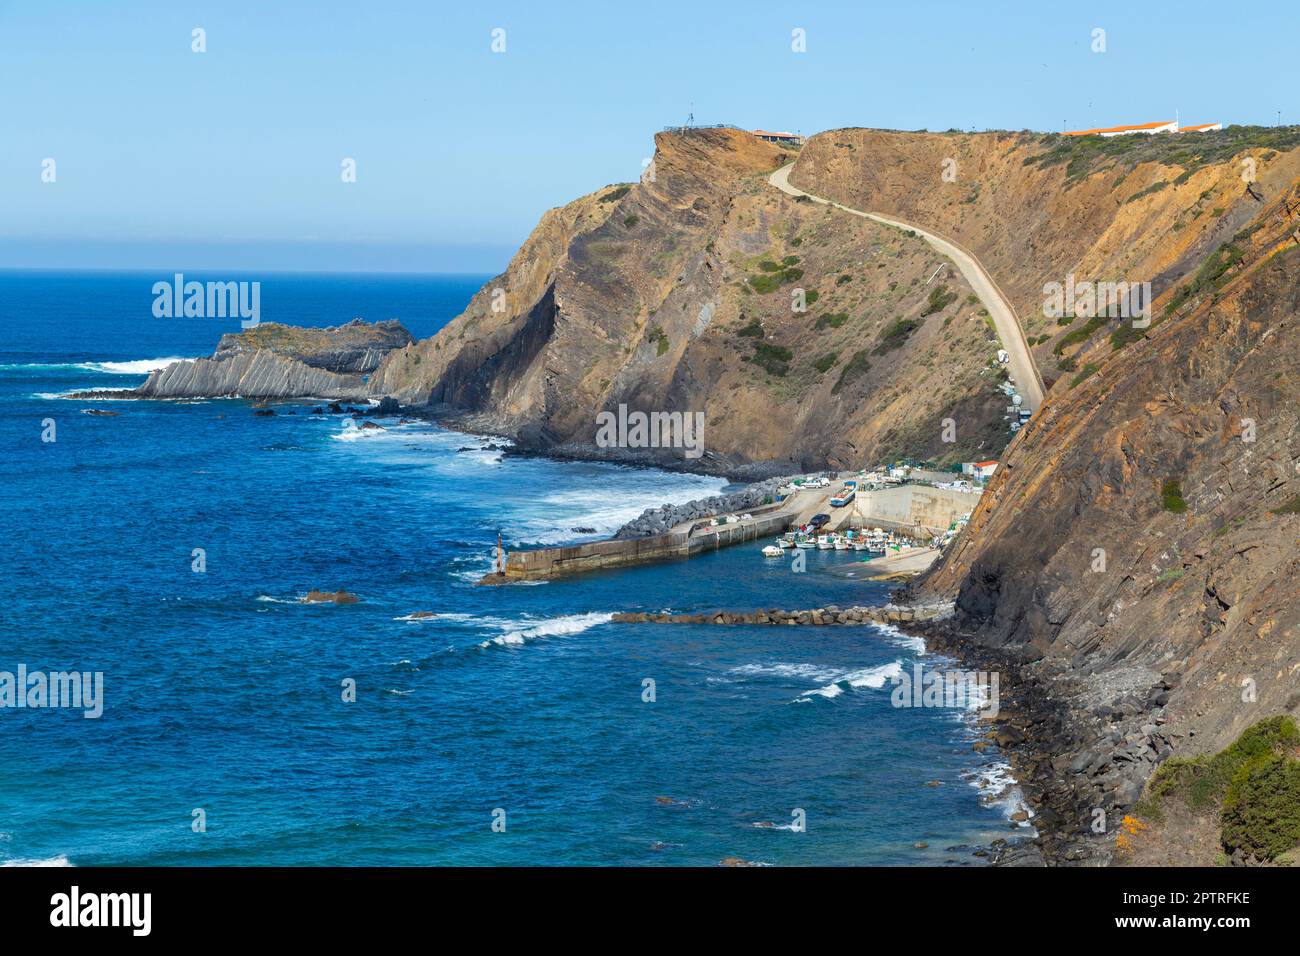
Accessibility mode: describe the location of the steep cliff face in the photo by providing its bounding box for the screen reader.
[898,166,1300,866]
[370,128,1016,474]
[786,125,1300,859]
[790,127,1300,390]
[922,210,1299,749]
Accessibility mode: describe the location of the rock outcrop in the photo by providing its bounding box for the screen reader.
[102,320,412,401]
[213,319,413,373]
[366,126,1017,475]
[135,350,368,400]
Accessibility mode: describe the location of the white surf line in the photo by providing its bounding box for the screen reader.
[769,163,1045,410]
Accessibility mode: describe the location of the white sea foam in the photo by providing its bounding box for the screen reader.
[512,478,726,545]
[78,357,192,375]
[963,760,1034,824]
[871,621,926,654]
[6,357,192,375]
[730,662,843,683]
[1,855,72,867]
[330,424,384,442]
[33,386,134,400]
[798,660,905,701]
[478,612,614,649]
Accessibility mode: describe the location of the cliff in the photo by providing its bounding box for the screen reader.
[785,128,1300,863]
[367,127,1017,474]
[789,125,1300,390]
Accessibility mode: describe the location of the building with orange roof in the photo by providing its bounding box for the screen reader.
[1064,120,1178,137]
[1063,119,1222,137]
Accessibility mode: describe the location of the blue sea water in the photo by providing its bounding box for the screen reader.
[0,270,1024,866]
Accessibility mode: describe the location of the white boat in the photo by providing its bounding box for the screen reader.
[833,535,851,550]
[851,538,871,551]
[762,545,784,558]
[776,536,794,549]
[816,535,835,550]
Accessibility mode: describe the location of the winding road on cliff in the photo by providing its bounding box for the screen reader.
[770,163,1045,411]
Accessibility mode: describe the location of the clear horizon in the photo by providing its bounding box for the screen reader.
[3,0,1292,272]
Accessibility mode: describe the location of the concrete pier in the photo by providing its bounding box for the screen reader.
[485,509,795,582]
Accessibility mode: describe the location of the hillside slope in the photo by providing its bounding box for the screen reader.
[790,126,1300,390]
[368,128,1019,475]
[817,128,1300,862]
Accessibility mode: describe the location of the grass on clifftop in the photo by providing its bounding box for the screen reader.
[1022,125,1300,182]
[1135,716,1300,863]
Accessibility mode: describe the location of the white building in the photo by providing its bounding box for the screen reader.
[1064,119,1221,138]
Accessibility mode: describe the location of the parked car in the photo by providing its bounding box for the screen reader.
[809,513,831,530]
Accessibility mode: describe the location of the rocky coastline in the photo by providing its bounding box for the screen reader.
[904,609,1181,866]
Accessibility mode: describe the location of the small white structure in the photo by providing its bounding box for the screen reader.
[1064,119,1221,138]
[961,460,999,480]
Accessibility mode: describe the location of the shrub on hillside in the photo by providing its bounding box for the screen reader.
[872,317,922,354]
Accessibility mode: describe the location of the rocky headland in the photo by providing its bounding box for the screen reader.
[68,319,413,402]
[99,122,1300,864]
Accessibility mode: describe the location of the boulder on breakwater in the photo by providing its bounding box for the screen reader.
[611,601,953,627]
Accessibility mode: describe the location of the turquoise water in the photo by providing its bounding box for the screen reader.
[0,270,1021,865]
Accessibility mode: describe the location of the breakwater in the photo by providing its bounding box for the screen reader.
[484,508,793,582]
[612,601,955,626]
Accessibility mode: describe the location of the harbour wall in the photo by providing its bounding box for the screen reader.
[853,485,981,535]
[489,510,794,581]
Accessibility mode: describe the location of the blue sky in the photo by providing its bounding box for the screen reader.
[1,0,1291,272]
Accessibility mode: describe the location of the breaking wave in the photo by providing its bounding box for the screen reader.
[798,660,906,701]
[478,612,614,649]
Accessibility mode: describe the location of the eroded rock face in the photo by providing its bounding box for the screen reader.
[789,127,1300,391]
[213,319,413,374]
[921,217,1299,747]
[135,350,368,400]
[899,181,1300,862]
[125,319,412,400]
[366,127,1016,475]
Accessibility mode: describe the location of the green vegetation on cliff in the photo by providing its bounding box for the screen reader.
[1022,125,1300,181]
[1138,716,1300,862]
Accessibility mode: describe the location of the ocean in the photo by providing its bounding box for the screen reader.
[0,270,1025,866]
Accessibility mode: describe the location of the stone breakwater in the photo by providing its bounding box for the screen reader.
[614,474,811,539]
[613,602,954,627]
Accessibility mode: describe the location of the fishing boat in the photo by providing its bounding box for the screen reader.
[816,534,836,550]
[776,535,795,549]
[761,544,784,558]
[833,535,851,550]
[795,536,816,549]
